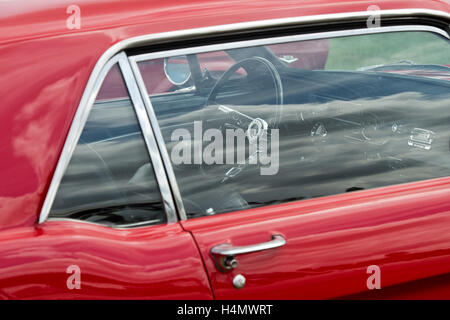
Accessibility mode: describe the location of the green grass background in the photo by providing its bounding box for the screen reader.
[325,31,450,70]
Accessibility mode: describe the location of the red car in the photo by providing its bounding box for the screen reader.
[0,0,450,300]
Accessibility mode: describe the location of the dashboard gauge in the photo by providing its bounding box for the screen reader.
[391,122,399,133]
[391,121,407,134]
[311,122,328,138]
[361,112,388,145]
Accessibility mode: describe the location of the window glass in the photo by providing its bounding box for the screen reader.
[49,64,166,227]
[324,31,450,71]
[197,51,239,79]
[138,30,450,219]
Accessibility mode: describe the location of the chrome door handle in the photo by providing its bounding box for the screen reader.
[211,234,286,272]
[211,234,286,256]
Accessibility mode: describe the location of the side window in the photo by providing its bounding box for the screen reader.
[135,29,450,219]
[49,64,166,227]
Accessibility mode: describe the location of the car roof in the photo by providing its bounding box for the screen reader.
[1,0,449,45]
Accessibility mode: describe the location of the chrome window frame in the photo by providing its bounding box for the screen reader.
[38,8,450,225]
[40,52,177,227]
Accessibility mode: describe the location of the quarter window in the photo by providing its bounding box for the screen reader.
[49,64,166,227]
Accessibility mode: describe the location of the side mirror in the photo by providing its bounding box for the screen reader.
[164,55,191,85]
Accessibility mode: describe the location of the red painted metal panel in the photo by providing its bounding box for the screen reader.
[0,221,213,299]
[0,0,449,299]
[183,177,450,299]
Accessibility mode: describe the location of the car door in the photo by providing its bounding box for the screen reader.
[131,24,450,299]
[0,55,213,299]
[181,178,450,299]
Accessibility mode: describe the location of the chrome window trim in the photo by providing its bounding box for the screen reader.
[38,8,450,224]
[117,53,177,223]
[130,25,449,63]
[129,59,188,221]
[40,52,177,225]
[40,217,163,230]
[129,24,449,221]
[39,54,120,224]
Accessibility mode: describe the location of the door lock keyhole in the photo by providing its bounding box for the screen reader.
[224,256,238,269]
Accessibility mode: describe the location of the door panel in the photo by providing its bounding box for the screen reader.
[343,273,450,299]
[132,28,450,299]
[0,221,213,299]
[183,177,450,299]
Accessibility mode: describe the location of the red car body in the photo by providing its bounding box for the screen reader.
[0,0,450,299]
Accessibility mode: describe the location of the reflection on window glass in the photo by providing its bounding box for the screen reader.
[138,30,450,220]
[268,39,329,70]
[50,64,166,227]
[325,31,450,71]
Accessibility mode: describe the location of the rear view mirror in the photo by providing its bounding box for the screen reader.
[164,55,191,85]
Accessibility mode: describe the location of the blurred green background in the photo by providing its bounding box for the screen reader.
[325,31,450,70]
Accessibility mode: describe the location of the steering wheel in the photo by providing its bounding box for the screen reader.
[200,56,284,183]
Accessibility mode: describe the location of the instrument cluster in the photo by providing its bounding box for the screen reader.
[295,98,417,159]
